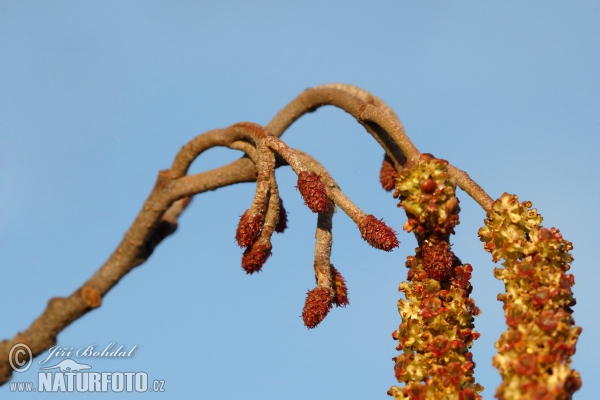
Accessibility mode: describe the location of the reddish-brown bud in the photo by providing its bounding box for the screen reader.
[235,210,263,248]
[531,286,553,306]
[82,286,102,309]
[420,178,437,194]
[459,388,476,400]
[241,242,272,274]
[296,171,329,213]
[421,296,444,318]
[536,309,560,331]
[358,214,399,251]
[422,239,454,281]
[428,334,451,357]
[380,154,399,192]
[302,287,333,329]
[275,198,288,233]
[331,265,349,307]
[515,353,538,376]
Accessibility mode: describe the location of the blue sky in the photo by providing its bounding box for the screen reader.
[1,1,598,398]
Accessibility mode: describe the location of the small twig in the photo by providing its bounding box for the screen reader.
[170,122,266,179]
[1,170,178,383]
[0,84,493,386]
[264,136,308,174]
[267,85,488,209]
[0,122,269,384]
[313,206,335,290]
[357,104,419,161]
[314,83,402,125]
[267,86,409,168]
[229,140,258,163]
[447,164,493,212]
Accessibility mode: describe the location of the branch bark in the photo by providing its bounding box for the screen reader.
[0,83,492,385]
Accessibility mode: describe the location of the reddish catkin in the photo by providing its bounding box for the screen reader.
[358,214,399,251]
[331,265,349,307]
[235,210,263,248]
[422,238,454,281]
[241,242,272,274]
[302,287,333,329]
[296,171,329,213]
[380,154,399,192]
[275,198,288,233]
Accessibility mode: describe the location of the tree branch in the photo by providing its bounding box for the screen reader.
[0,83,493,385]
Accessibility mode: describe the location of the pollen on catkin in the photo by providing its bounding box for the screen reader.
[395,154,460,236]
[389,154,482,399]
[478,193,581,399]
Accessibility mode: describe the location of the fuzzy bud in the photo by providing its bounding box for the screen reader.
[331,265,349,307]
[235,210,263,248]
[241,242,272,274]
[380,154,399,192]
[302,287,333,329]
[359,214,399,251]
[275,198,288,233]
[296,171,329,213]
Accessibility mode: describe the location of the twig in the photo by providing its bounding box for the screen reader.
[0,84,493,385]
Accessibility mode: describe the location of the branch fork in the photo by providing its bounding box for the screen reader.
[2,83,565,400]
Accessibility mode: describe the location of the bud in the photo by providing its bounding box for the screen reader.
[82,286,102,309]
[380,154,399,192]
[241,242,272,274]
[359,214,399,251]
[296,171,329,213]
[275,198,288,233]
[302,287,333,329]
[235,210,263,248]
[331,265,349,307]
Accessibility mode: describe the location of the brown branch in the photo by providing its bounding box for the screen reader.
[313,206,335,290]
[447,164,493,212]
[0,83,493,385]
[314,83,402,125]
[229,140,258,163]
[0,122,268,385]
[267,84,490,210]
[264,136,309,174]
[266,85,411,168]
[1,169,178,383]
[357,103,419,161]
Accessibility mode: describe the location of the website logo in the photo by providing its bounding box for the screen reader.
[7,343,165,393]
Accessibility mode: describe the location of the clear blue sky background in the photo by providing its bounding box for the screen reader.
[1,2,598,399]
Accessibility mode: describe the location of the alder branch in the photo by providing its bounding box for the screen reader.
[0,123,264,384]
[296,149,368,224]
[313,206,335,290]
[447,164,493,211]
[266,84,491,209]
[267,84,414,168]
[0,83,493,385]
